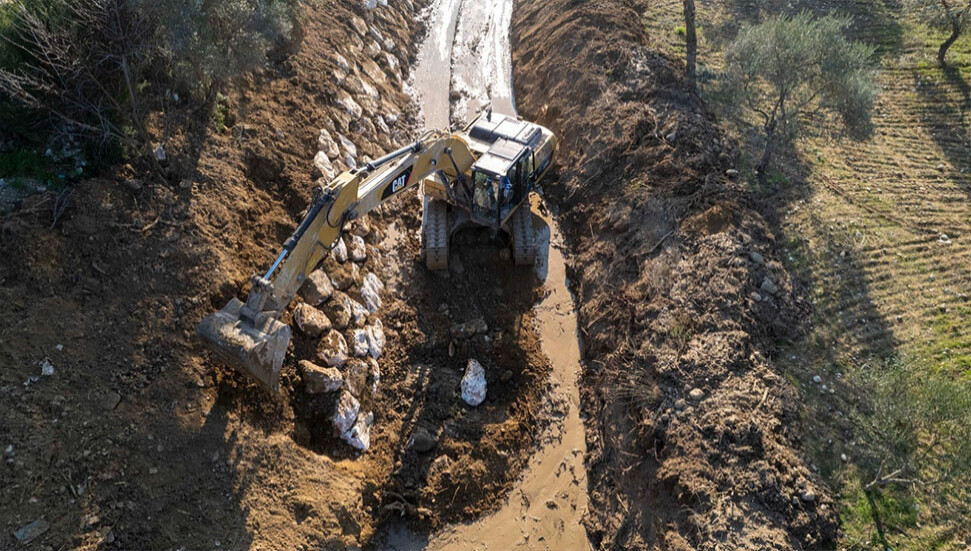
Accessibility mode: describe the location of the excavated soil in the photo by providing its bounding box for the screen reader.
[0,1,551,549]
[1,0,850,549]
[512,0,839,549]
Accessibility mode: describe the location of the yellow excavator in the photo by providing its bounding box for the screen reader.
[197,110,557,391]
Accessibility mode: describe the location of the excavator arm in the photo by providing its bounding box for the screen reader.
[197,130,477,391]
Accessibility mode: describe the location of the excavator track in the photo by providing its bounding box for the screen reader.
[510,204,536,266]
[421,195,449,270]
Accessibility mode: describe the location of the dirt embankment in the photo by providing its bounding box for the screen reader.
[512,0,839,549]
[0,1,460,549]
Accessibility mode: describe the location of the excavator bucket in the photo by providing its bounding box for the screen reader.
[196,298,291,391]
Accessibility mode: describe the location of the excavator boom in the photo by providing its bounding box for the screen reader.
[197,131,477,390]
[197,110,556,392]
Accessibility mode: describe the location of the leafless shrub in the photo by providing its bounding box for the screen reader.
[0,0,161,171]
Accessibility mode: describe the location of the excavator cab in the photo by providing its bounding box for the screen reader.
[469,140,536,228]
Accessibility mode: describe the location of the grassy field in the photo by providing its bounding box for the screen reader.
[645,0,971,548]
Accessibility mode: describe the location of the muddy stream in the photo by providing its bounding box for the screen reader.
[386,0,592,548]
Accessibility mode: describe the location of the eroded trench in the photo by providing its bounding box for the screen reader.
[269,0,593,545]
[380,0,592,547]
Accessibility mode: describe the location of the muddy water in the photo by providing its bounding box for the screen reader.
[414,0,462,129]
[408,200,592,550]
[449,0,516,123]
[393,0,593,548]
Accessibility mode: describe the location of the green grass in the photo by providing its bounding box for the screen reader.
[0,148,54,181]
[840,476,919,550]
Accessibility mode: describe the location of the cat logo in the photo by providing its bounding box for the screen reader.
[380,166,414,200]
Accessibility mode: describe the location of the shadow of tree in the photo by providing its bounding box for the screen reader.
[913,64,971,198]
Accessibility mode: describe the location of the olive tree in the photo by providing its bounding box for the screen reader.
[149,0,292,98]
[714,12,877,184]
[909,0,971,66]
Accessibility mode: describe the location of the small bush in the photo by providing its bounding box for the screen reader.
[148,0,293,98]
[846,356,971,532]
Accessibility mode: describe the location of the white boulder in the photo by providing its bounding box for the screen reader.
[361,272,384,313]
[314,151,337,181]
[338,133,358,158]
[318,128,340,159]
[317,330,349,368]
[335,93,363,119]
[351,328,370,357]
[349,235,367,262]
[342,411,373,451]
[347,296,369,327]
[300,269,334,305]
[299,360,343,393]
[367,357,381,392]
[461,359,487,406]
[333,236,348,263]
[366,319,385,359]
[333,390,360,434]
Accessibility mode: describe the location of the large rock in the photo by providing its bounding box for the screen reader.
[328,291,355,329]
[410,426,437,453]
[299,360,343,393]
[294,304,332,337]
[366,319,385,359]
[361,272,384,313]
[342,410,373,451]
[338,133,358,159]
[350,328,370,357]
[314,151,337,181]
[333,389,360,434]
[317,330,349,368]
[455,318,488,338]
[346,295,369,327]
[760,277,779,296]
[349,235,367,262]
[375,114,390,135]
[350,15,368,37]
[335,93,363,119]
[367,356,381,392]
[344,359,370,397]
[300,269,334,305]
[318,128,340,159]
[351,218,371,237]
[461,359,487,406]
[330,261,360,291]
[333,53,350,72]
[333,236,349,263]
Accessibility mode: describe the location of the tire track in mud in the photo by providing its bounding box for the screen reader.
[386,0,593,548]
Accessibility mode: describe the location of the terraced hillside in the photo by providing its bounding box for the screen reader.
[646,0,971,547]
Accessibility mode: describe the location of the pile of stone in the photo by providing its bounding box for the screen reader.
[293,227,386,451]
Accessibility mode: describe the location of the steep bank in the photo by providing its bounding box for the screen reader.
[512,0,839,549]
[0,2,431,549]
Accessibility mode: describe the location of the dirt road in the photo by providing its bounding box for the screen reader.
[387,0,592,548]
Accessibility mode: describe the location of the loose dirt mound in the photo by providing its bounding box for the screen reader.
[513,0,838,549]
[0,1,550,548]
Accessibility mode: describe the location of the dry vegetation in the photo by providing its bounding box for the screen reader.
[646,0,971,547]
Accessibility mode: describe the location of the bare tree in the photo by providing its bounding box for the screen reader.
[713,12,877,185]
[0,0,163,173]
[683,0,697,89]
